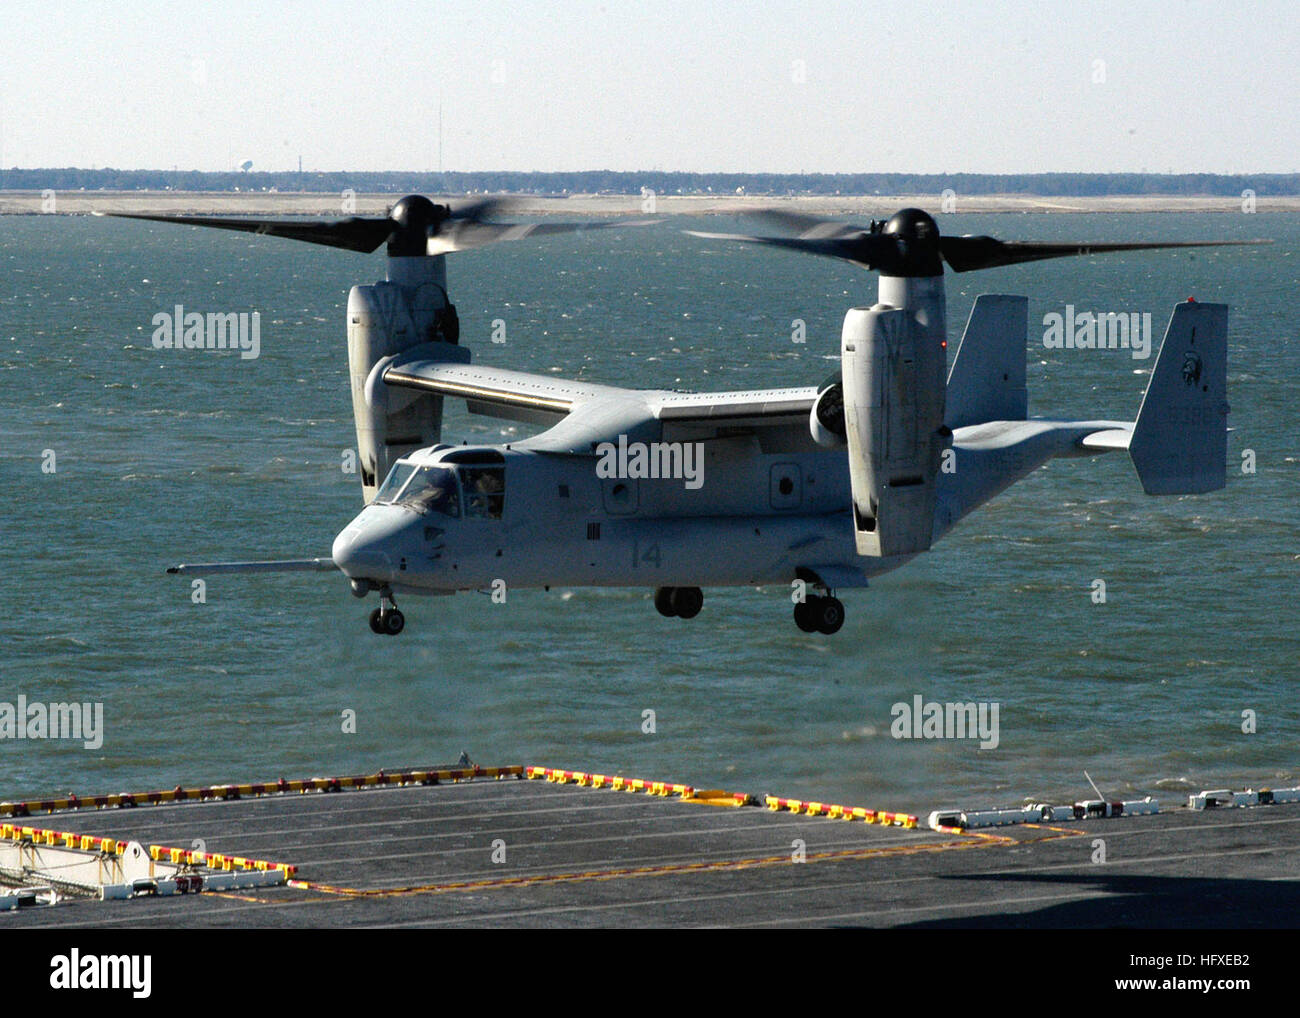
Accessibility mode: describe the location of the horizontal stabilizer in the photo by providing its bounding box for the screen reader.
[1078,428,1131,452]
[167,558,337,576]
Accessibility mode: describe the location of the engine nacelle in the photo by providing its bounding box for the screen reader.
[841,303,947,557]
[347,275,465,503]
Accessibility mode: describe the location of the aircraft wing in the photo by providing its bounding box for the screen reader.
[506,384,819,453]
[383,356,626,427]
[385,351,819,453]
[645,387,817,429]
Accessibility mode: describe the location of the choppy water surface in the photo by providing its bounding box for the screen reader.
[1,209,1296,813]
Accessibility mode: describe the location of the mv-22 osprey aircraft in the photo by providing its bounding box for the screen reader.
[115,198,1258,635]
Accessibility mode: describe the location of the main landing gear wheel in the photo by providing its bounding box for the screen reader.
[369,590,405,636]
[793,598,820,633]
[813,595,844,635]
[654,586,704,619]
[793,594,845,635]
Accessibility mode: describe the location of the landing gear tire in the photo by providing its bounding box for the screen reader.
[793,597,821,633]
[654,587,677,618]
[815,596,845,635]
[369,588,405,636]
[668,586,703,619]
[794,594,845,634]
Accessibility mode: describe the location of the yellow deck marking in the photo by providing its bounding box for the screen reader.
[287,827,1039,900]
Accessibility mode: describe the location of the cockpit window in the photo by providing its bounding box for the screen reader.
[375,462,460,518]
[459,466,505,519]
[374,461,416,503]
[397,466,460,518]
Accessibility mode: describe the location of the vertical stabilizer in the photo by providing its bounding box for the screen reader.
[945,294,1028,428]
[1129,301,1229,495]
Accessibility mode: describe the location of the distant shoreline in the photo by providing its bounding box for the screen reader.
[2,191,1295,216]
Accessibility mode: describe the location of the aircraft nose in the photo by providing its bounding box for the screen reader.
[331,506,411,582]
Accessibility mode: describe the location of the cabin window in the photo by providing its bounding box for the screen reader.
[459,466,505,519]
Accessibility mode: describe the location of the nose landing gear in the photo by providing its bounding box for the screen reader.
[367,587,405,635]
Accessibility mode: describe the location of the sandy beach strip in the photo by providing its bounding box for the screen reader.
[2,191,1294,217]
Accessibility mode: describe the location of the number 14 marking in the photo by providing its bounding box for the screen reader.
[632,540,661,568]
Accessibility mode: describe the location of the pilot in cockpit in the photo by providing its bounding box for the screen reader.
[400,466,460,518]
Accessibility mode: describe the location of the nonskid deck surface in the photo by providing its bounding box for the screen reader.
[3,768,1298,928]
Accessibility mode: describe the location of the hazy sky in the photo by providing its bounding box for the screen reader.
[4,0,1297,174]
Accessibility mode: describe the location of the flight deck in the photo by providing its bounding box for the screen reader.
[3,765,1297,928]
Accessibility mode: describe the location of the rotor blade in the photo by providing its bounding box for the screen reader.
[102,211,396,253]
[747,209,871,240]
[444,197,514,223]
[940,235,1270,273]
[429,217,657,255]
[166,558,338,575]
[685,229,891,269]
